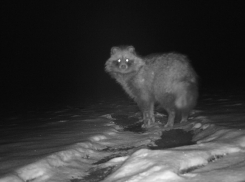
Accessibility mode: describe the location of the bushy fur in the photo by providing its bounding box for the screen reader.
[105,46,198,128]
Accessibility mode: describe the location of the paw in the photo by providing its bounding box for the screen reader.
[180,119,187,123]
[141,123,152,128]
[164,122,174,128]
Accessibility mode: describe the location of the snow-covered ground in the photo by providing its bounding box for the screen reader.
[1,90,245,182]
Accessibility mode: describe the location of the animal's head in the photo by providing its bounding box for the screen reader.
[106,46,144,74]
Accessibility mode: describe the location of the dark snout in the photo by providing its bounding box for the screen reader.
[119,63,128,70]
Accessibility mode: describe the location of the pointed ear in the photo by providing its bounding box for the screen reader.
[127,46,135,53]
[111,47,118,54]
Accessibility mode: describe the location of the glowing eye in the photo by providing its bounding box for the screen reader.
[118,59,121,63]
[126,59,129,62]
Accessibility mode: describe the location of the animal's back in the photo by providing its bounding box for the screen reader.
[145,53,197,100]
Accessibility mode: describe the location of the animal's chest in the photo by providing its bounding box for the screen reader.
[133,69,154,90]
[134,77,146,91]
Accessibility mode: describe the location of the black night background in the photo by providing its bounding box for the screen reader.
[2,1,244,112]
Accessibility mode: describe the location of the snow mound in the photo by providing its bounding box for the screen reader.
[1,117,245,182]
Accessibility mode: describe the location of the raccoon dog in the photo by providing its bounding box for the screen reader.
[105,46,198,128]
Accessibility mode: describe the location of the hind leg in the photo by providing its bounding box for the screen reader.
[137,99,155,128]
[180,93,198,123]
[158,94,176,127]
[176,84,198,123]
[164,109,175,127]
[180,112,188,123]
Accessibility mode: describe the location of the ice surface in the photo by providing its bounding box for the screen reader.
[1,91,245,182]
